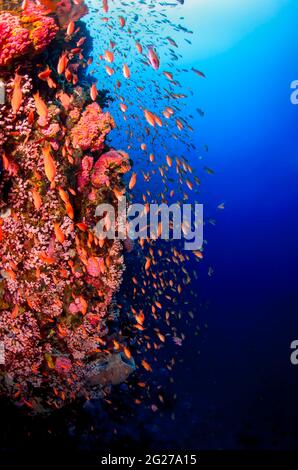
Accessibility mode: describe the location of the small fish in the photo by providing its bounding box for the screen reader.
[76,222,88,232]
[193,250,203,259]
[11,73,23,115]
[65,202,74,220]
[58,188,70,204]
[42,145,56,183]
[192,67,206,78]
[136,42,143,54]
[66,20,75,36]
[120,103,127,112]
[105,66,115,76]
[56,91,71,110]
[104,50,114,63]
[144,109,156,127]
[163,71,173,81]
[119,16,126,28]
[204,166,215,175]
[141,359,152,372]
[33,92,48,119]
[145,258,151,270]
[173,337,183,346]
[32,189,42,211]
[123,347,131,359]
[166,155,172,167]
[123,64,131,79]
[57,52,68,75]
[77,37,86,47]
[148,47,160,70]
[54,223,65,243]
[102,0,109,13]
[38,253,56,264]
[28,109,35,125]
[38,0,60,12]
[38,66,52,81]
[12,305,19,319]
[90,83,98,101]
[129,173,137,189]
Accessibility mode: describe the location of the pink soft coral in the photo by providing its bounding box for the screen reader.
[77,155,94,192]
[0,3,58,66]
[77,150,130,191]
[0,13,31,66]
[71,103,116,152]
[21,1,59,52]
[91,150,130,187]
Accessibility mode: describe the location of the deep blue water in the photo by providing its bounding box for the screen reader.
[170,0,298,449]
[83,0,298,450]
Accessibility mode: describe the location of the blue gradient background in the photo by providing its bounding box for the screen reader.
[94,0,298,449]
[81,0,298,451]
[172,0,298,448]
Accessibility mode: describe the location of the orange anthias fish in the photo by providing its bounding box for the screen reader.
[118,16,126,28]
[32,188,42,211]
[42,145,56,183]
[129,172,137,189]
[90,83,98,101]
[136,42,143,54]
[54,223,65,244]
[11,73,23,115]
[66,20,75,36]
[148,47,160,70]
[104,50,114,63]
[57,52,68,75]
[38,66,57,89]
[38,66,52,81]
[144,109,156,127]
[102,0,109,13]
[37,0,60,12]
[33,91,48,119]
[56,91,72,110]
[123,64,131,79]
[105,66,115,76]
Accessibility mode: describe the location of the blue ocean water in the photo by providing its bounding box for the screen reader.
[167,0,298,449]
[83,0,298,449]
[87,0,298,450]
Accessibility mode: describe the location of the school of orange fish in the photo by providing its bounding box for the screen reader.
[0,0,209,413]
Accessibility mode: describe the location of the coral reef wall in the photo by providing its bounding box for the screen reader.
[0,0,134,412]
